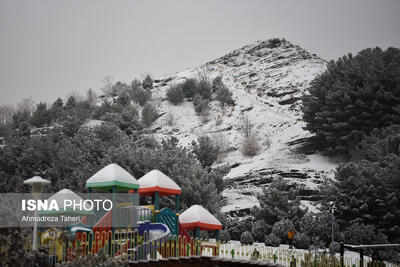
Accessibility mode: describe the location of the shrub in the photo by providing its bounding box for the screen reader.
[240,231,254,245]
[216,86,234,106]
[197,79,212,100]
[115,91,131,106]
[141,103,158,127]
[142,74,153,90]
[241,133,261,156]
[343,223,385,245]
[166,85,185,105]
[212,76,224,93]
[191,135,219,167]
[182,78,198,100]
[265,234,280,247]
[293,232,310,249]
[220,230,231,243]
[131,87,151,106]
[252,220,268,242]
[271,219,294,242]
[193,94,209,115]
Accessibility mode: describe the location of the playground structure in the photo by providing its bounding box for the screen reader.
[32,163,222,263]
[6,163,400,266]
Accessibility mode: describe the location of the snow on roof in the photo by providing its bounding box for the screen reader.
[138,170,181,196]
[39,188,93,216]
[179,205,222,231]
[23,176,51,185]
[48,189,83,209]
[86,163,139,190]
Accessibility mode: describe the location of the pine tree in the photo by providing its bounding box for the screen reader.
[191,136,219,167]
[253,178,305,226]
[321,125,400,242]
[142,74,153,90]
[302,47,400,154]
[141,103,158,127]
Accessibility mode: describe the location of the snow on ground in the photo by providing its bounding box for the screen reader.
[148,38,339,215]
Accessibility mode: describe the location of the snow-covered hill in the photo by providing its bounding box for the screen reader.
[149,38,338,217]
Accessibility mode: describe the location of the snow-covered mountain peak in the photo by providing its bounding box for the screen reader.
[149,38,336,217]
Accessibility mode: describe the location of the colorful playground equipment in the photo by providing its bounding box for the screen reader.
[35,163,222,263]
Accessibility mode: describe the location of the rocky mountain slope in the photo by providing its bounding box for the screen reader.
[148,38,338,217]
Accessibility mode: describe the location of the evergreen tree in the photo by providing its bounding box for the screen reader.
[65,96,76,110]
[141,103,158,127]
[30,102,52,127]
[253,178,305,226]
[166,85,185,105]
[191,135,219,168]
[142,74,153,90]
[321,125,400,242]
[303,47,400,154]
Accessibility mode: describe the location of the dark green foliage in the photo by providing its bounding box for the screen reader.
[50,98,64,122]
[299,213,340,247]
[321,125,400,242]
[141,103,158,127]
[197,79,212,100]
[343,223,387,245]
[251,220,269,242]
[30,102,52,127]
[166,85,185,105]
[65,96,76,110]
[240,231,254,245]
[142,74,153,90]
[303,47,400,154]
[220,230,231,243]
[212,76,224,93]
[130,79,151,106]
[252,178,306,226]
[193,94,209,115]
[215,86,234,106]
[191,136,219,168]
[0,228,49,266]
[225,217,252,241]
[264,234,280,247]
[293,232,311,249]
[271,219,294,242]
[181,78,198,100]
[115,91,131,106]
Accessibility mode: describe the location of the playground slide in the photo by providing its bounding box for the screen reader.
[126,222,170,260]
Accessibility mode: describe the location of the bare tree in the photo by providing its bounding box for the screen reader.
[240,115,255,138]
[211,132,228,162]
[0,104,16,125]
[100,75,114,95]
[68,90,85,103]
[16,97,34,114]
[86,88,98,106]
[239,115,261,156]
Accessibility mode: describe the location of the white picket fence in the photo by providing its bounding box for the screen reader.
[209,243,400,267]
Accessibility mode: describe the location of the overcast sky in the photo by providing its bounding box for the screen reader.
[1,0,400,105]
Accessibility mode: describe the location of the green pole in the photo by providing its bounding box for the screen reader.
[112,186,116,230]
[154,191,159,222]
[215,230,220,242]
[175,194,180,235]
